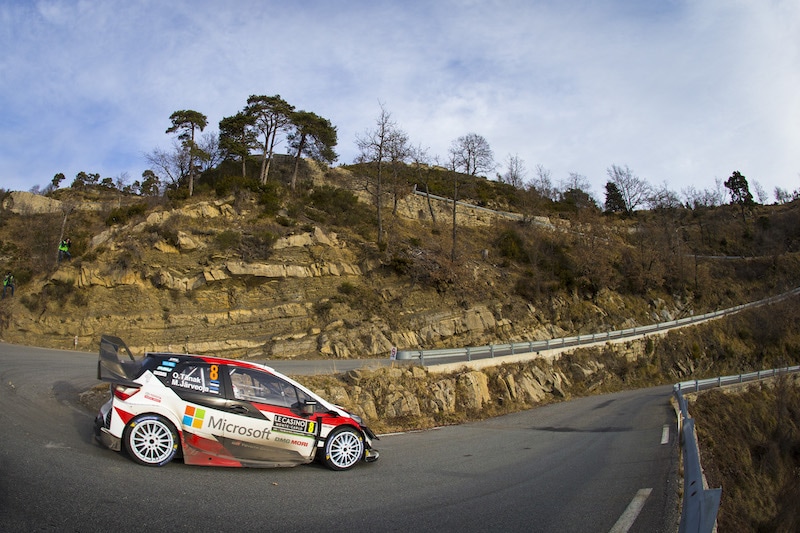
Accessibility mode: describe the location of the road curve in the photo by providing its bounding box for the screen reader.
[0,342,680,532]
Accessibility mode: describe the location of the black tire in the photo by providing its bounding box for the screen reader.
[123,414,179,467]
[322,427,364,471]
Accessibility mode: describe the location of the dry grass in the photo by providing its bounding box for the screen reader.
[689,376,800,532]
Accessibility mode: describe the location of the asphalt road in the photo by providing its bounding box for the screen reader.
[0,342,680,532]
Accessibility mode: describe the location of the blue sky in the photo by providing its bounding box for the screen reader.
[2,0,799,201]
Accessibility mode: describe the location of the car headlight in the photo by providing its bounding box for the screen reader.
[349,412,363,425]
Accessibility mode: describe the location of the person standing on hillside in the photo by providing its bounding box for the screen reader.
[58,238,72,262]
[2,272,15,298]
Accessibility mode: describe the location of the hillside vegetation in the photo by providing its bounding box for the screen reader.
[2,160,800,357]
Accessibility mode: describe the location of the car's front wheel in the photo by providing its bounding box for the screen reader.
[123,414,179,467]
[322,427,364,471]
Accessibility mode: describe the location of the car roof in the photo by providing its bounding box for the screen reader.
[144,352,277,374]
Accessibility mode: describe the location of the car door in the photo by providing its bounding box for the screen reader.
[223,365,319,467]
[162,359,249,466]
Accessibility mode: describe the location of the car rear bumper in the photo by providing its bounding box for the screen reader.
[94,412,121,451]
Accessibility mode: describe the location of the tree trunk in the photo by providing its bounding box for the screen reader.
[451,175,458,262]
[290,135,306,192]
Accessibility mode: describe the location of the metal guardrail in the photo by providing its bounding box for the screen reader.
[411,185,525,221]
[674,366,800,394]
[672,365,800,533]
[395,287,800,365]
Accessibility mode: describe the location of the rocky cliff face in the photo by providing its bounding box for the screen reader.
[291,337,650,433]
[0,188,663,359]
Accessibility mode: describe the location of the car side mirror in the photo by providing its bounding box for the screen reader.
[301,400,318,416]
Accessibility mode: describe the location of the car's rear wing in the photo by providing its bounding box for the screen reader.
[97,335,142,387]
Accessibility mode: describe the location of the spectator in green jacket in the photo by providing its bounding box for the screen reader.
[2,272,14,298]
[58,238,72,262]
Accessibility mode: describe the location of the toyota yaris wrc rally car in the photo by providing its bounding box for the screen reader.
[94,335,379,470]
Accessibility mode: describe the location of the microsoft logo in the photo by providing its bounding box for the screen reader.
[183,406,206,429]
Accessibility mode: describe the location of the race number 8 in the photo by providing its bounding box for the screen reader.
[210,365,219,381]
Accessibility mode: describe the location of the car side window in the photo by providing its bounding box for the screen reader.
[229,367,301,408]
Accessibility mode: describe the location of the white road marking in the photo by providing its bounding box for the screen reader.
[609,488,653,533]
[661,424,670,444]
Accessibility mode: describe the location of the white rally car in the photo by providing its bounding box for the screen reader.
[94,335,379,470]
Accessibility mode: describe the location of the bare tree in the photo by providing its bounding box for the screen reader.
[558,172,592,195]
[647,181,681,210]
[448,133,495,176]
[446,150,460,262]
[145,139,190,188]
[531,164,557,201]
[681,181,725,209]
[606,164,650,213]
[197,131,221,172]
[500,153,527,189]
[751,180,768,204]
[386,126,411,215]
[774,186,799,204]
[355,104,406,248]
[410,144,437,224]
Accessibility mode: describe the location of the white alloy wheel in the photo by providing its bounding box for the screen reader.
[124,415,178,467]
[323,427,364,471]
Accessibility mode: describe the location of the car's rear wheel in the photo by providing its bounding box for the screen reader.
[123,414,179,467]
[323,427,364,471]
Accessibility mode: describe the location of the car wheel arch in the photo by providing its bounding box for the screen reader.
[122,413,181,467]
[321,425,366,471]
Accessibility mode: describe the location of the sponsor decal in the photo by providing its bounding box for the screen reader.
[274,436,310,447]
[160,360,177,368]
[154,370,167,377]
[144,393,162,403]
[272,414,316,436]
[156,365,174,372]
[183,405,206,429]
[206,415,271,440]
[208,365,220,393]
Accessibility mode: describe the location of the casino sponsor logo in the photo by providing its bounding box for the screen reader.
[272,414,316,436]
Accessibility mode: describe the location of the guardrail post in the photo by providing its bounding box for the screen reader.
[466,347,471,361]
[490,345,494,358]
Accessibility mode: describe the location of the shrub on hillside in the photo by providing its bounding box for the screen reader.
[104,203,147,226]
[496,228,529,264]
[308,186,375,230]
[241,230,276,261]
[214,230,241,251]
